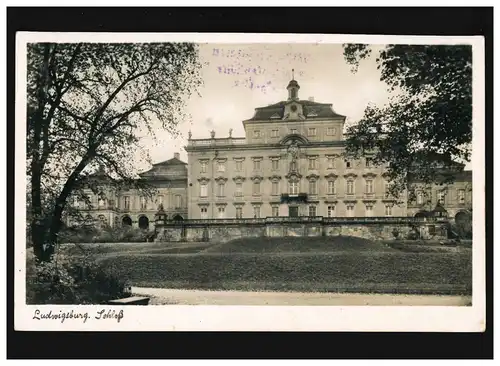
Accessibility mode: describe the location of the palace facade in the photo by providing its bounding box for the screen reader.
[186,77,472,221]
[71,152,188,229]
[75,76,472,229]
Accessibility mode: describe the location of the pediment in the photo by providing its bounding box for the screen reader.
[362,173,378,179]
[214,176,228,182]
[325,173,339,180]
[306,173,320,180]
[344,173,358,179]
[250,175,264,182]
[285,172,302,181]
[232,176,246,182]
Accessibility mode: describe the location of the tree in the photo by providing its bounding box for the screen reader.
[342,44,472,195]
[27,43,202,262]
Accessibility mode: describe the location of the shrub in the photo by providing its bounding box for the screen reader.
[57,225,155,243]
[26,249,131,305]
[392,228,400,239]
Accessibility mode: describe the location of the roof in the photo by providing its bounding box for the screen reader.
[139,156,187,179]
[245,99,346,121]
[287,79,300,89]
[152,157,187,166]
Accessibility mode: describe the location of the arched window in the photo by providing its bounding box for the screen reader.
[138,216,149,230]
[98,215,107,226]
[122,215,132,226]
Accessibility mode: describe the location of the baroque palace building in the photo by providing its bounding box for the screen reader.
[71,152,188,229]
[74,76,472,230]
[185,76,473,222]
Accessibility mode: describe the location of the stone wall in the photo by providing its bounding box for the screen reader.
[155,217,449,243]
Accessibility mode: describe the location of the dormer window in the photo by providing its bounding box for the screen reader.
[307,109,319,117]
[253,130,261,138]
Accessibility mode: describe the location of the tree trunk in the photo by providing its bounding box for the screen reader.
[30,44,51,262]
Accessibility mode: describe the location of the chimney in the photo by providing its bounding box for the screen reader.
[174,152,180,160]
[308,96,314,102]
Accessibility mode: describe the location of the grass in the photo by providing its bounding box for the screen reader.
[77,237,473,295]
[203,236,397,254]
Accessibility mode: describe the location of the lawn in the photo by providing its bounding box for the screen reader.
[69,236,473,295]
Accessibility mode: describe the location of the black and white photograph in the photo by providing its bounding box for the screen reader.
[14,30,485,332]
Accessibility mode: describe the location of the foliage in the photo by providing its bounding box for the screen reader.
[342,44,472,196]
[26,249,131,304]
[27,42,202,261]
[58,225,156,243]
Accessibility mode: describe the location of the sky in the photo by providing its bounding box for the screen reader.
[142,43,392,167]
[139,42,470,171]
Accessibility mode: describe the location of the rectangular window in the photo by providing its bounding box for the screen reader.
[458,189,465,204]
[217,206,225,219]
[253,206,261,218]
[271,129,279,138]
[140,196,147,210]
[308,158,316,170]
[217,161,225,172]
[123,196,130,210]
[327,157,335,169]
[272,181,279,195]
[217,182,225,197]
[327,180,336,195]
[416,191,423,204]
[345,160,352,169]
[384,182,393,199]
[200,207,208,219]
[365,158,373,168]
[253,130,261,138]
[308,128,317,136]
[253,160,261,171]
[385,205,393,216]
[253,181,261,195]
[327,205,335,217]
[200,183,208,197]
[157,195,164,207]
[290,128,298,134]
[200,161,207,173]
[365,204,373,217]
[235,160,243,171]
[327,127,336,136]
[365,179,374,194]
[272,206,279,217]
[346,204,354,217]
[309,180,317,195]
[235,183,243,197]
[289,181,299,195]
[308,205,317,217]
[437,191,445,205]
[346,180,354,195]
[429,225,436,236]
[175,195,182,209]
[272,159,279,170]
[235,206,243,219]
